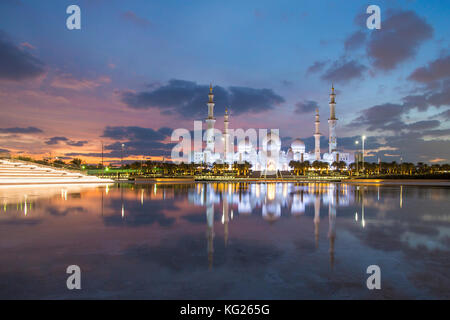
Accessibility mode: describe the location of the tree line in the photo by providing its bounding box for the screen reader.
[9,156,450,177]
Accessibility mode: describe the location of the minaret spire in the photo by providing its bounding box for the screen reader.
[223,107,230,166]
[205,83,216,163]
[328,84,338,154]
[314,108,321,161]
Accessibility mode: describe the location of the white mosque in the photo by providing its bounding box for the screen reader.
[190,84,353,171]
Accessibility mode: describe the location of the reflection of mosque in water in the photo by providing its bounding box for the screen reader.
[189,182,354,269]
[1,182,414,270]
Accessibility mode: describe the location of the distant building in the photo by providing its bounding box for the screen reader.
[190,84,354,170]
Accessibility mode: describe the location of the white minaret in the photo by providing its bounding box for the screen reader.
[205,84,216,161]
[314,108,321,161]
[223,107,230,165]
[328,85,338,154]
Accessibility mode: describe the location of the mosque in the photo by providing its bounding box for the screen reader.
[190,84,353,171]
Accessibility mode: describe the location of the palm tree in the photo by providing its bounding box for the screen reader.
[289,160,301,176]
[312,160,321,172]
[331,161,339,172]
[70,158,82,168]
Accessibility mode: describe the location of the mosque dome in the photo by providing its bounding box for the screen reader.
[291,139,305,153]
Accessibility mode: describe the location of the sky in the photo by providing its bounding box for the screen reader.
[0,0,449,164]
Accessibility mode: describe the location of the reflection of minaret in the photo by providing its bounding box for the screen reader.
[328,186,336,269]
[205,84,216,161]
[328,85,338,154]
[222,191,229,247]
[400,185,403,208]
[206,203,214,269]
[314,109,321,161]
[314,193,320,248]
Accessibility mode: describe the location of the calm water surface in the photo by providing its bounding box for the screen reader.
[0,182,449,299]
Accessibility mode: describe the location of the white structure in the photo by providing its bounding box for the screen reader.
[314,108,321,161]
[204,84,218,164]
[322,85,352,164]
[190,84,353,170]
[0,159,113,185]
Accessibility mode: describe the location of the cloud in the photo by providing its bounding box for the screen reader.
[0,126,42,134]
[0,30,45,80]
[433,109,450,121]
[20,42,35,50]
[66,126,175,158]
[430,158,447,163]
[294,100,318,114]
[366,10,433,70]
[45,136,68,145]
[306,60,327,74]
[408,55,450,84]
[402,94,430,111]
[121,11,152,28]
[349,104,441,133]
[50,74,111,91]
[402,79,450,111]
[321,59,367,84]
[347,103,406,131]
[66,140,88,147]
[423,128,450,138]
[45,136,87,147]
[102,126,171,141]
[121,79,285,118]
[407,120,440,131]
[344,31,366,51]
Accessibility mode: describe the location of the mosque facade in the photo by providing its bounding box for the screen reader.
[190,84,353,171]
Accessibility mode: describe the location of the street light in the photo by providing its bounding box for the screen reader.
[362,135,366,172]
[355,140,359,172]
[121,143,125,168]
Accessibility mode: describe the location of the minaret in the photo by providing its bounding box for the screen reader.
[328,85,338,154]
[205,84,216,159]
[223,108,230,165]
[314,108,321,161]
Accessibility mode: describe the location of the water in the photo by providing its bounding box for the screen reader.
[0,182,449,299]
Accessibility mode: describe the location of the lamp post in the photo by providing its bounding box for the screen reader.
[362,135,366,172]
[355,140,359,173]
[121,143,125,168]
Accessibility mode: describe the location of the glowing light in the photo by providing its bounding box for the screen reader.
[24,195,27,216]
[121,204,124,218]
[355,212,358,221]
[400,185,403,208]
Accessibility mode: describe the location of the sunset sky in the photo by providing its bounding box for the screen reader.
[0,0,449,164]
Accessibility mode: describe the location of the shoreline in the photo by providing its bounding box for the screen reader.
[116,177,450,187]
